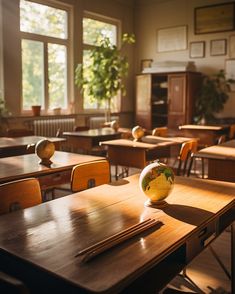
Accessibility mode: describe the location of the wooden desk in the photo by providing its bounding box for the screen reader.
[0,175,234,293]
[0,136,66,157]
[100,137,191,170]
[63,128,121,154]
[0,151,104,192]
[196,139,235,182]
[179,124,230,147]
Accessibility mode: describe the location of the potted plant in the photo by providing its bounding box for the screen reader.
[0,97,10,135]
[75,33,135,122]
[194,70,234,124]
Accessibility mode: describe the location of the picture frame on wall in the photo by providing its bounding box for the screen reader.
[195,2,235,34]
[225,59,235,92]
[189,41,205,58]
[210,39,227,56]
[229,35,235,58]
[157,25,187,52]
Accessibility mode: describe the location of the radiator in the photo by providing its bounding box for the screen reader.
[33,118,75,137]
[89,116,119,129]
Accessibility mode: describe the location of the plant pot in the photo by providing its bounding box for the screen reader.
[31,105,41,116]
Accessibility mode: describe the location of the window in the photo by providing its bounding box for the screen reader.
[82,13,120,111]
[20,0,71,112]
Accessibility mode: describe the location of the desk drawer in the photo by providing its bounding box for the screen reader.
[38,170,71,190]
[186,220,217,262]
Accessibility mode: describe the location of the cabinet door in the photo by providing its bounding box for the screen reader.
[168,74,186,128]
[135,74,152,129]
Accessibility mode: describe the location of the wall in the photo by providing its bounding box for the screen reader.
[0,0,3,98]
[135,0,235,118]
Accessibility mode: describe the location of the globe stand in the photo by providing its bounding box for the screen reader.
[38,158,53,167]
[144,199,168,209]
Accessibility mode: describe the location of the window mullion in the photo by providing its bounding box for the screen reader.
[44,42,49,111]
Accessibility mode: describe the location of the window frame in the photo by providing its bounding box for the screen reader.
[20,0,73,115]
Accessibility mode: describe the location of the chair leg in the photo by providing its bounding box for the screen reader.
[209,245,231,280]
[201,158,204,179]
[187,156,194,177]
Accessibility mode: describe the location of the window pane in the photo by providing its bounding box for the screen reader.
[48,44,67,109]
[22,39,44,109]
[20,0,67,39]
[83,17,117,46]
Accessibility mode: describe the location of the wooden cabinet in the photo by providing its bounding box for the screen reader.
[135,72,202,130]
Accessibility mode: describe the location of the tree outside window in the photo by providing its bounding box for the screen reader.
[20,0,70,112]
[82,15,120,111]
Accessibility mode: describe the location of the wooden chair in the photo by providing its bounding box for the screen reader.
[51,159,110,197]
[216,134,226,144]
[172,140,197,176]
[7,128,34,137]
[73,126,90,132]
[152,126,168,137]
[0,178,42,215]
[71,159,110,192]
[0,272,29,294]
[229,124,235,139]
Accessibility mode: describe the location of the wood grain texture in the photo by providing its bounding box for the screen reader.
[0,136,66,158]
[196,140,235,182]
[0,178,42,215]
[0,136,65,149]
[63,128,121,153]
[0,175,234,293]
[71,159,110,192]
[0,151,104,185]
[179,125,230,147]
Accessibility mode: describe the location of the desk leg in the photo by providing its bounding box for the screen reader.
[232,222,235,294]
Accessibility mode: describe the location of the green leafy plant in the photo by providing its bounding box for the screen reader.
[0,97,10,134]
[75,33,135,121]
[194,70,234,124]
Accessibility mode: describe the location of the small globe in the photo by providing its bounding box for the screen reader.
[35,139,55,166]
[139,161,174,207]
[110,120,119,131]
[132,125,144,141]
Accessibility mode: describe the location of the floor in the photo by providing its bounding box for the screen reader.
[53,160,232,294]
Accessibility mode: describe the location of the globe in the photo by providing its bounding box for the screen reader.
[110,120,119,131]
[132,125,144,141]
[139,161,174,207]
[35,139,55,166]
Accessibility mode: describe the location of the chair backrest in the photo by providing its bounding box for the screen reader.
[177,140,197,176]
[7,128,34,137]
[217,135,226,145]
[152,127,168,137]
[73,126,90,132]
[71,159,110,192]
[229,124,235,139]
[0,178,42,215]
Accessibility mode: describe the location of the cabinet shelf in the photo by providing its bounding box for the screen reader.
[136,72,202,129]
[152,113,168,118]
[152,100,166,105]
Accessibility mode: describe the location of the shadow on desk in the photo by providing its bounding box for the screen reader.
[163,204,214,226]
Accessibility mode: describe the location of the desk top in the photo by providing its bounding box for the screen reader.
[63,128,119,138]
[198,139,235,160]
[179,124,229,131]
[100,138,177,150]
[0,174,234,293]
[141,135,197,144]
[0,151,104,183]
[0,136,65,149]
